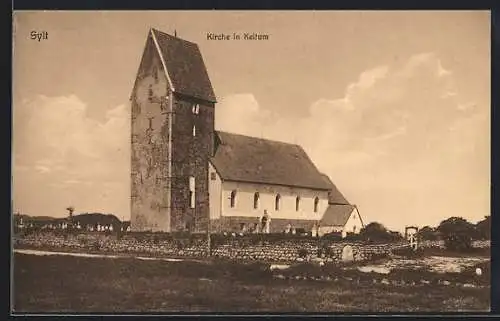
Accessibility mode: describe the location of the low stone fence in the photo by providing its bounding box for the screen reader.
[13,231,411,264]
[418,240,491,250]
[15,231,489,264]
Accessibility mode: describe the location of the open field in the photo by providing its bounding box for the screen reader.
[12,253,490,313]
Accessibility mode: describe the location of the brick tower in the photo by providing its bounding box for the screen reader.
[130,28,216,232]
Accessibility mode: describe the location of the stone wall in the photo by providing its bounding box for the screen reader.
[170,95,214,233]
[14,231,407,264]
[130,33,172,232]
[418,240,491,249]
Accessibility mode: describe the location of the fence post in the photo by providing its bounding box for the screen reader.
[207,216,211,257]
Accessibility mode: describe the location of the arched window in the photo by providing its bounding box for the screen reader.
[295,196,300,211]
[275,194,281,211]
[253,192,260,209]
[230,190,237,208]
[314,197,319,213]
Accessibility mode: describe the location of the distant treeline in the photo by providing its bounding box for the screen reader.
[13,212,130,230]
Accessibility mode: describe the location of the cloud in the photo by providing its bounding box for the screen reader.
[216,52,489,230]
[13,95,130,217]
[13,52,488,230]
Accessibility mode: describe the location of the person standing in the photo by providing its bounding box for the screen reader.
[261,210,271,234]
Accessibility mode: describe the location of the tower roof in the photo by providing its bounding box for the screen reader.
[149,28,217,102]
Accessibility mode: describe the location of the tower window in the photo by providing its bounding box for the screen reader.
[295,196,300,211]
[230,190,237,208]
[314,197,319,213]
[189,176,195,209]
[253,192,260,209]
[192,104,200,115]
[210,172,217,180]
[275,194,281,211]
[148,85,154,102]
[192,125,196,137]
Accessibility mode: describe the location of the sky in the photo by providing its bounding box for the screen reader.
[12,11,490,231]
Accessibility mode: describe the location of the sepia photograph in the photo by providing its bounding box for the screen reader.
[11,10,491,313]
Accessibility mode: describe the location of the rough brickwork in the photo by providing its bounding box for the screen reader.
[170,96,215,233]
[130,34,172,232]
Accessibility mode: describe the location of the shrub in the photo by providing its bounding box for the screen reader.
[321,233,343,241]
[443,234,473,252]
[437,217,476,252]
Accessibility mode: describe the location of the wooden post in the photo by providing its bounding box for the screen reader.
[207,215,211,257]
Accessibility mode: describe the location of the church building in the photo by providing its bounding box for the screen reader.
[130,28,364,235]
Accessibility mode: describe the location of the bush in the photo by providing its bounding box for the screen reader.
[443,234,473,252]
[321,233,343,241]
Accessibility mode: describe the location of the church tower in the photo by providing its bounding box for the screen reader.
[130,28,216,232]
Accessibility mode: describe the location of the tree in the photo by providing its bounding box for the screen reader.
[475,216,491,240]
[437,217,476,251]
[359,222,393,242]
[389,230,404,241]
[417,226,439,241]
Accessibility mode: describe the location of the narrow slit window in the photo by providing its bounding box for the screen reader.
[295,196,300,211]
[314,197,319,213]
[192,104,200,115]
[230,190,237,208]
[192,125,196,137]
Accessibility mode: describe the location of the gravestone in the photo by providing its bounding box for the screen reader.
[341,245,354,262]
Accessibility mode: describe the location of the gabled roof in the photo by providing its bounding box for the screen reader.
[210,131,332,190]
[149,28,217,102]
[320,204,356,227]
[320,173,350,205]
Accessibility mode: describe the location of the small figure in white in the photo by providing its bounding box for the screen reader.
[285,223,292,234]
[97,223,101,232]
[291,227,296,235]
[109,225,114,232]
[311,223,318,238]
[126,225,131,232]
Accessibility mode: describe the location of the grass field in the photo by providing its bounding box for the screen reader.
[12,253,490,313]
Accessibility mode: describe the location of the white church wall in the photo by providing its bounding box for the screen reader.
[219,180,329,221]
[208,162,222,220]
[342,207,363,234]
